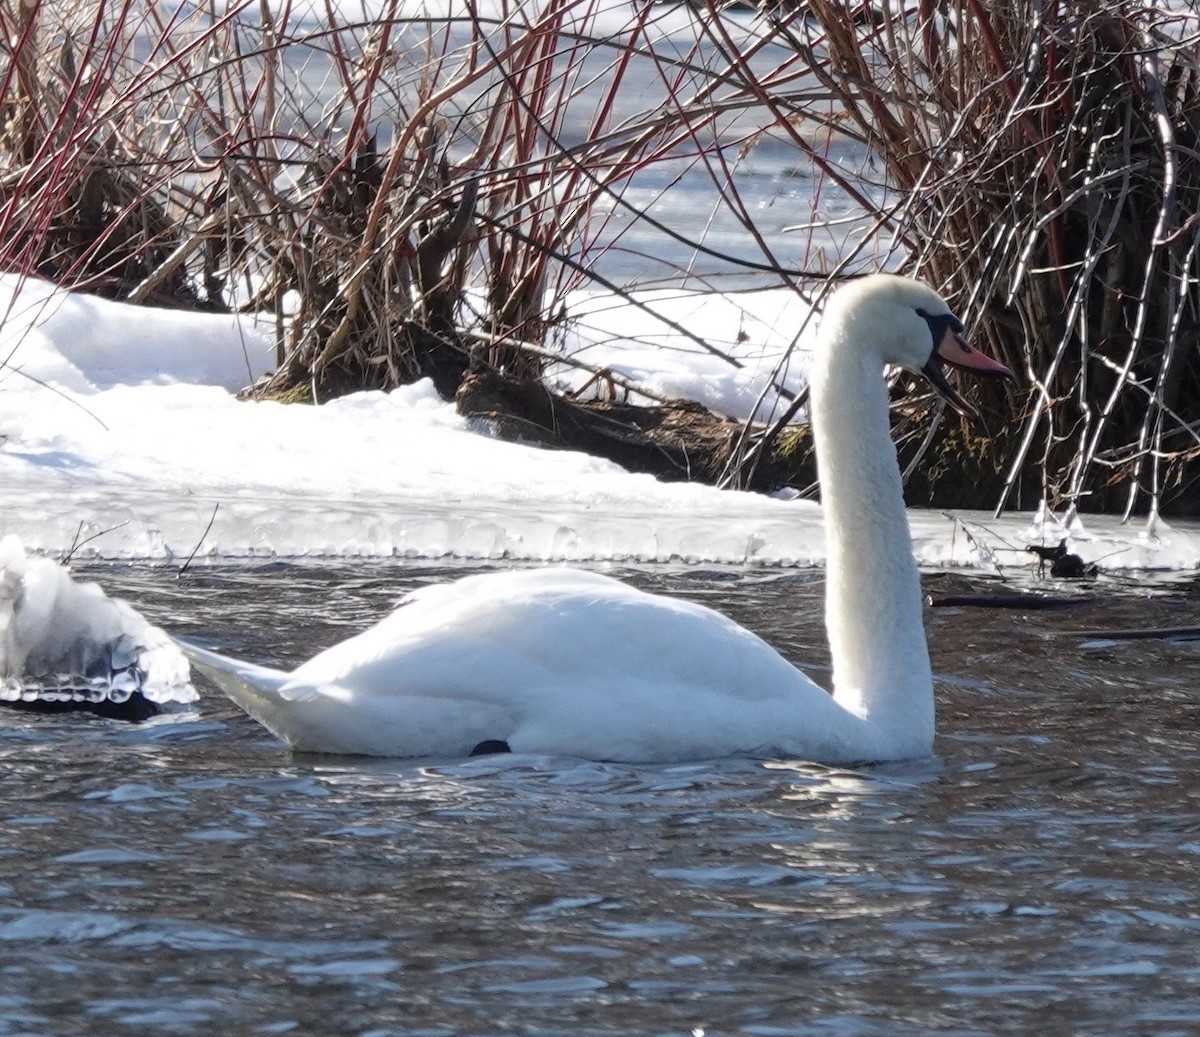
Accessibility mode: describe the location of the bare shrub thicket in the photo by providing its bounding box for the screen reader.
[788,1,1200,516]
[4,0,1200,513]
[0,0,825,400]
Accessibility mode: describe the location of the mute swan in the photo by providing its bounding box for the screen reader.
[182,275,1013,762]
[0,536,196,719]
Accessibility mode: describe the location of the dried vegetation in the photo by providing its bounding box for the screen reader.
[792,0,1200,516]
[2,0,1199,513]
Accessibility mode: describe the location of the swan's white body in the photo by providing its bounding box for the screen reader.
[186,568,899,762]
[183,275,1011,763]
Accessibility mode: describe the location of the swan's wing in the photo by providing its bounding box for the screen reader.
[279,568,848,761]
[178,636,518,757]
[301,568,802,697]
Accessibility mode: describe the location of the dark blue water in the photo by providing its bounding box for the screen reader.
[3,562,1200,1036]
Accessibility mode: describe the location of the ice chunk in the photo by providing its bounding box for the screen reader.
[0,536,196,713]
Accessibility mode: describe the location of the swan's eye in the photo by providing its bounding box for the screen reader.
[915,308,965,355]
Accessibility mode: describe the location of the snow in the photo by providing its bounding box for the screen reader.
[0,275,277,393]
[2,272,1200,571]
[550,288,815,424]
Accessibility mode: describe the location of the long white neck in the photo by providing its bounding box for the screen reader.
[810,315,934,758]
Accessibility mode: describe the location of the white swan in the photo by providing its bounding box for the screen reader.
[182,275,1012,762]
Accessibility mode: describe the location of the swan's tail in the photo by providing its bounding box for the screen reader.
[175,639,303,740]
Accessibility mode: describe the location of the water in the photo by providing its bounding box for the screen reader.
[3,561,1200,1035]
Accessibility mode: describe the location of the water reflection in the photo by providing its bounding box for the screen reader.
[2,561,1200,1033]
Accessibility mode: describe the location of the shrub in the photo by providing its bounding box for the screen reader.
[5,0,1198,514]
[794,0,1200,516]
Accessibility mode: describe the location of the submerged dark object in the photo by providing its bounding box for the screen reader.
[0,536,196,721]
[469,739,512,757]
[1026,539,1097,579]
[927,593,1094,610]
[3,686,163,722]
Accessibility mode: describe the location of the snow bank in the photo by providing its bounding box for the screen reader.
[2,273,1198,570]
[0,275,277,393]
[551,288,814,424]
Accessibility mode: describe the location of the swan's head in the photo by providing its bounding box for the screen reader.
[825,274,1014,419]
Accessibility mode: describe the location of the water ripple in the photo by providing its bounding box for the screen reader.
[2,562,1199,1034]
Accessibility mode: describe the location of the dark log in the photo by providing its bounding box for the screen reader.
[454,367,815,490]
[1056,625,1200,641]
[926,593,1095,609]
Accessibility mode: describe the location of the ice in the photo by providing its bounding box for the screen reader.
[0,536,196,707]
